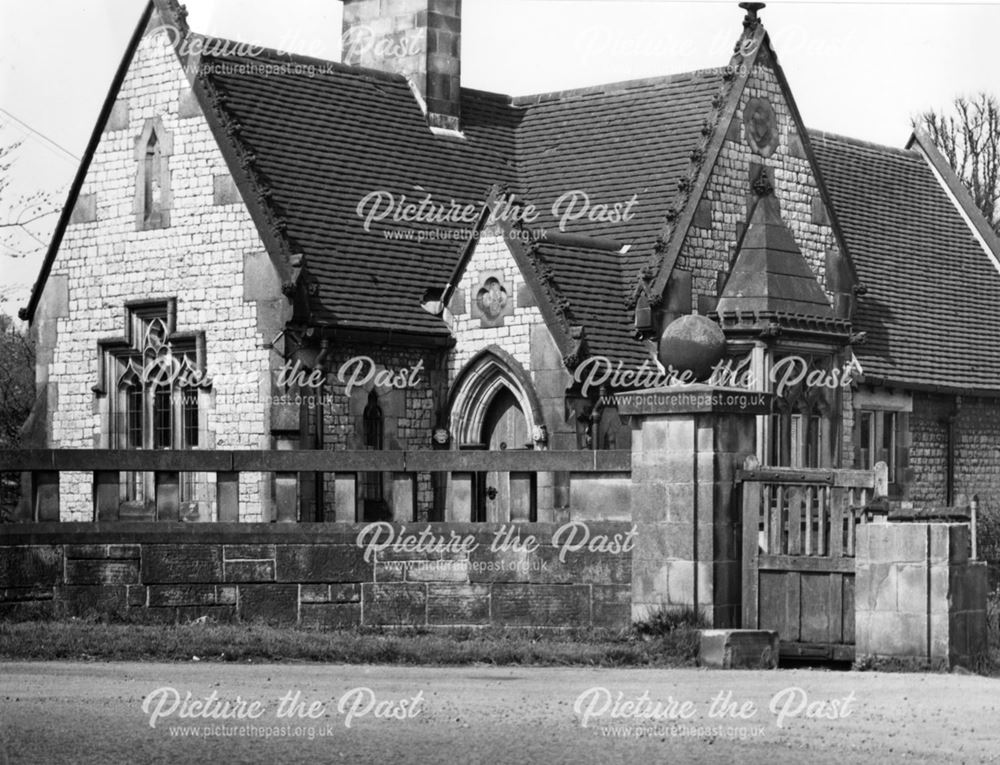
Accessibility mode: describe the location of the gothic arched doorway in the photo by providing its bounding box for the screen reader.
[447,348,542,522]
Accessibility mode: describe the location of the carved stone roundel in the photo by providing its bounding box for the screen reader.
[476,277,508,320]
[743,97,779,158]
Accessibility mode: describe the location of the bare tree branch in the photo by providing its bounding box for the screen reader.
[0,125,64,259]
[914,92,1000,237]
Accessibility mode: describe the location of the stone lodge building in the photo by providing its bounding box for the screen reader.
[18,0,1000,527]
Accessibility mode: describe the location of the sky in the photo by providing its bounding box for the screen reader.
[0,0,998,314]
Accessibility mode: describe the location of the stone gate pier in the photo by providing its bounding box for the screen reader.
[855,523,987,668]
[620,385,763,627]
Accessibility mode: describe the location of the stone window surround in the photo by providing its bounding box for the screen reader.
[763,347,840,468]
[470,270,515,328]
[92,298,211,450]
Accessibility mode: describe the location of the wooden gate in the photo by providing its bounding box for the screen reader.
[739,456,888,660]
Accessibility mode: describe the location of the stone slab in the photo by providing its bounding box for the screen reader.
[426,584,491,625]
[140,545,223,584]
[237,584,299,625]
[65,559,140,586]
[490,583,590,628]
[223,559,276,583]
[699,629,779,669]
[299,603,362,630]
[361,583,427,626]
[0,546,63,588]
[275,545,371,582]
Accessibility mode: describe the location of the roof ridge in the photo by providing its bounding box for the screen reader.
[511,70,718,106]
[536,231,624,253]
[195,34,410,86]
[808,128,918,157]
[459,87,515,105]
[191,35,724,111]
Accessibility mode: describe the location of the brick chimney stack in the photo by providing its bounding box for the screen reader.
[342,0,462,133]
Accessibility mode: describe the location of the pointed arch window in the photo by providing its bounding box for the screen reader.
[363,390,384,452]
[361,390,385,515]
[143,131,161,224]
[134,118,173,230]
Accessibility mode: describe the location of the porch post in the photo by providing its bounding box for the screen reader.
[446,472,474,522]
[392,473,416,522]
[333,473,357,522]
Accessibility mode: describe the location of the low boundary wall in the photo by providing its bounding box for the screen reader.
[0,522,634,630]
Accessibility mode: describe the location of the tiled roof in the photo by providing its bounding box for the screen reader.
[512,73,724,285]
[199,48,721,348]
[200,56,519,336]
[811,131,1000,392]
[530,239,646,365]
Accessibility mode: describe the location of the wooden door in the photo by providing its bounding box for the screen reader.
[480,390,535,523]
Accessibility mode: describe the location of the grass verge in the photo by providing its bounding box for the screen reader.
[0,616,701,667]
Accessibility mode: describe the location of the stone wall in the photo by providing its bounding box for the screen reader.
[905,393,1000,514]
[840,385,856,470]
[309,343,449,521]
[855,522,987,669]
[907,394,951,506]
[30,11,283,521]
[954,397,1000,515]
[0,523,632,630]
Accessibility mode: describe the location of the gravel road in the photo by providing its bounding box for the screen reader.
[1,662,998,764]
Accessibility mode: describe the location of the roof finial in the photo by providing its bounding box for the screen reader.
[739,2,766,30]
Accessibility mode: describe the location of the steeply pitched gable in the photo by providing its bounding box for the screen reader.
[641,9,860,323]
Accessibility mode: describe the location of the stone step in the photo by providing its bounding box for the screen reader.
[699,629,779,669]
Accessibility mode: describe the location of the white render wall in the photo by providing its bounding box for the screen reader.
[40,15,276,521]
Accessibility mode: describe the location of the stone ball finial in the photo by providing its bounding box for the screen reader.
[658,314,727,380]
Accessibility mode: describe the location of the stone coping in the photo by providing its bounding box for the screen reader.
[614,386,774,416]
[0,521,636,546]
